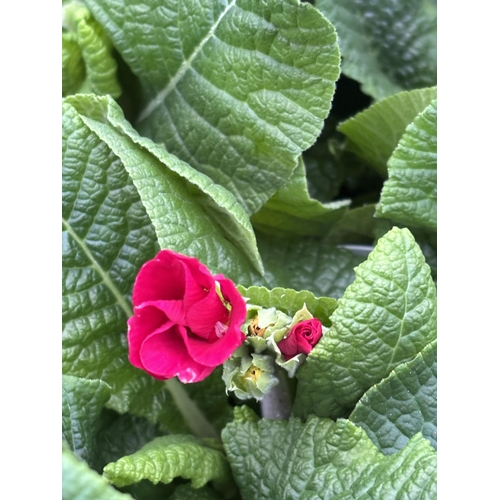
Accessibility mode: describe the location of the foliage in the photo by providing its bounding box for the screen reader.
[62,1,437,498]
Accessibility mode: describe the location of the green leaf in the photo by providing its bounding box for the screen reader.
[63,443,133,500]
[326,204,378,244]
[316,0,436,101]
[222,416,436,499]
[338,87,437,176]
[62,98,194,434]
[250,158,350,237]
[376,100,437,230]
[65,93,264,281]
[62,33,86,95]
[103,435,236,495]
[62,1,121,97]
[94,409,164,472]
[303,142,344,202]
[350,339,437,454]
[255,232,365,298]
[84,0,341,214]
[237,284,337,326]
[62,375,111,468]
[294,227,437,419]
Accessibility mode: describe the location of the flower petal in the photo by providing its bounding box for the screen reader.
[127,305,169,369]
[180,326,246,367]
[186,288,229,340]
[132,251,185,305]
[218,277,248,327]
[139,324,214,382]
[140,299,186,325]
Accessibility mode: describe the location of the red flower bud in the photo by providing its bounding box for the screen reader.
[277,318,323,361]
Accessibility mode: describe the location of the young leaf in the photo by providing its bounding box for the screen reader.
[350,339,437,454]
[376,100,437,230]
[63,99,198,434]
[83,0,341,214]
[237,284,337,326]
[62,1,121,97]
[63,443,133,500]
[316,0,437,101]
[66,93,264,281]
[255,232,365,298]
[103,435,236,495]
[250,158,350,237]
[338,87,437,176]
[222,416,436,499]
[294,227,437,419]
[62,375,111,468]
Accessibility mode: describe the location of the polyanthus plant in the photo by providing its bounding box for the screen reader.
[62,0,437,499]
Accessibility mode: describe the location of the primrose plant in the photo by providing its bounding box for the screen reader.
[62,0,437,499]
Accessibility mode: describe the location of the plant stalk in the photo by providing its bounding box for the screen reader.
[165,378,218,439]
[260,368,292,420]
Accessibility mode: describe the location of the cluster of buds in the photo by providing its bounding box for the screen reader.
[222,303,324,401]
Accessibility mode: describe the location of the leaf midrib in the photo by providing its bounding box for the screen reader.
[62,217,133,318]
[137,0,237,123]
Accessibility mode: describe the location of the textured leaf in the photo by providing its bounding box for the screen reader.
[222,416,437,500]
[294,227,437,419]
[103,435,236,495]
[303,142,344,202]
[376,100,437,230]
[62,32,86,95]
[84,0,341,214]
[338,87,437,176]
[62,375,111,468]
[326,204,378,244]
[350,339,437,454]
[62,98,193,433]
[63,443,133,500]
[66,93,264,281]
[62,1,121,97]
[94,409,164,473]
[254,232,365,298]
[237,284,337,326]
[251,158,350,237]
[316,0,437,100]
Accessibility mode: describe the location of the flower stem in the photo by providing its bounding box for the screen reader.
[165,378,218,439]
[260,368,292,420]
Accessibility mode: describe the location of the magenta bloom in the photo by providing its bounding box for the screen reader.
[278,318,323,361]
[127,250,247,383]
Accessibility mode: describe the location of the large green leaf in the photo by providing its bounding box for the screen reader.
[63,443,133,500]
[294,227,437,419]
[376,100,437,230]
[316,0,437,101]
[63,99,207,434]
[62,375,111,469]
[62,1,121,97]
[66,93,264,281]
[237,284,337,326]
[222,416,437,499]
[350,339,437,455]
[83,0,341,214]
[338,87,437,176]
[103,435,236,496]
[254,232,365,299]
[250,158,350,237]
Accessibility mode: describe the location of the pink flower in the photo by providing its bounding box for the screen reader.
[127,250,247,383]
[277,319,323,361]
